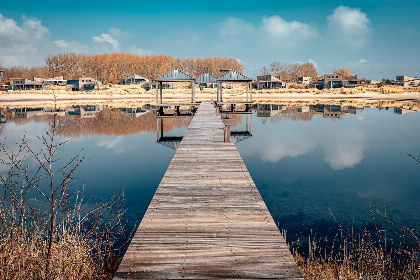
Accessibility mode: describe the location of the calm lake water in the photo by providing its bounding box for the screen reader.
[1,103,419,243]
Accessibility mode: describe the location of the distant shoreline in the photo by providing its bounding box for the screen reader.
[1,91,419,107]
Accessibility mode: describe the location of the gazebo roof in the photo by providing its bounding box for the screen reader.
[217,70,252,82]
[154,69,195,82]
[196,73,217,83]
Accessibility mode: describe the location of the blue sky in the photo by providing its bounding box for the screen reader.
[0,0,419,79]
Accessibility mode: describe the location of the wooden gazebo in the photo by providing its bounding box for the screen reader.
[154,69,196,104]
[216,71,253,102]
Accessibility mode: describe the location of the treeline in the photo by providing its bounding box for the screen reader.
[261,62,318,82]
[1,54,244,83]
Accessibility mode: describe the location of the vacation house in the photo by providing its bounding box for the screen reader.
[324,74,343,89]
[255,75,287,89]
[396,76,420,87]
[120,74,149,85]
[9,78,42,91]
[66,77,100,91]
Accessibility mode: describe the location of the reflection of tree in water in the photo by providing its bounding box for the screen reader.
[4,109,192,137]
[0,123,5,135]
[269,108,314,123]
[55,109,192,137]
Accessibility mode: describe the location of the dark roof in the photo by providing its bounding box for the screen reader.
[154,69,195,82]
[217,70,252,82]
[196,73,217,83]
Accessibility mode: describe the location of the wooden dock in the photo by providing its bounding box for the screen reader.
[114,102,303,279]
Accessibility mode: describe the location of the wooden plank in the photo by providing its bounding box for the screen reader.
[114,102,303,279]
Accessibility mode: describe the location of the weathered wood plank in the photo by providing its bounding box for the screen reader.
[114,102,303,279]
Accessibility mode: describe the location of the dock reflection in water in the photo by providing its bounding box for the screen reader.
[0,101,419,246]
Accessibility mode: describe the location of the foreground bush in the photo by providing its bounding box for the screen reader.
[0,114,128,279]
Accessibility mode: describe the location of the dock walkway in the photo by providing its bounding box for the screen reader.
[115,102,303,279]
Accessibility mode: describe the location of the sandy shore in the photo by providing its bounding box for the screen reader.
[1,91,419,107]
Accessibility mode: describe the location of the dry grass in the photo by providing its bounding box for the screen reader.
[289,206,420,280]
[295,256,359,280]
[0,231,105,279]
[0,114,128,279]
[1,84,419,96]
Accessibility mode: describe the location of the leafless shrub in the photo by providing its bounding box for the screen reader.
[286,205,420,279]
[0,113,129,279]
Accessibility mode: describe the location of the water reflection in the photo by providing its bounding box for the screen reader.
[1,101,419,243]
[217,102,253,144]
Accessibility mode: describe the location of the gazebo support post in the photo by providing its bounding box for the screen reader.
[155,83,159,105]
[159,81,163,104]
[191,81,196,103]
[250,82,253,102]
[246,82,249,101]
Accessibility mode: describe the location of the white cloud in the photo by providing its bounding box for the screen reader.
[217,15,318,48]
[0,14,52,67]
[359,58,367,63]
[218,17,256,36]
[261,15,318,40]
[128,45,155,56]
[53,39,89,53]
[0,13,148,67]
[327,6,371,49]
[92,33,120,51]
[323,131,367,170]
[308,59,319,69]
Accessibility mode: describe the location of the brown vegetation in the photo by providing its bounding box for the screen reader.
[262,62,318,81]
[0,114,128,279]
[290,206,420,279]
[1,54,243,84]
[333,68,354,79]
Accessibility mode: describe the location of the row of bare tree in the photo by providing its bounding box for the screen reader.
[1,54,244,84]
[261,62,318,82]
[261,62,356,82]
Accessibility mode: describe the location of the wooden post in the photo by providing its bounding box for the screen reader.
[250,82,253,102]
[246,82,249,101]
[156,118,159,141]
[156,83,159,105]
[224,124,231,143]
[191,81,196,103]
[220,82,223,102]
[160,117,164,139]
[217,82,220,102]
[159,81,163,104]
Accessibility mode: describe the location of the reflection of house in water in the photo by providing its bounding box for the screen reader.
[43,107,67,116]
[309,104,324,115]
[307,104,360,119]
[121,108,149,118]
[323,105,357,119]
[297,106,310,113]
[394,107,420,114]
[256,104,287,117]
[68,105,104,118]
[12,108,45,118]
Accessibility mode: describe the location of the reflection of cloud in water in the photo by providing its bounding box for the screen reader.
[250,132,317,163]
[0,123,46,173]
[323,132,367,170]
[97,136,133,155]
[98,137,122,150]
